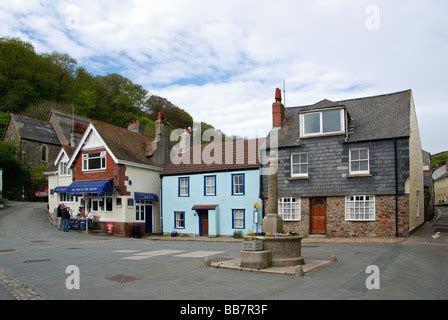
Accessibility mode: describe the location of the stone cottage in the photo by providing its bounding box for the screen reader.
[262,88,424,237]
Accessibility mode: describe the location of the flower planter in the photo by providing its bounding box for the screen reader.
[242,239,263,251]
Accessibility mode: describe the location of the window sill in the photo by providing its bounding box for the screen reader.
[300,132,345,139]
[282,219,301,222]
[345,219,376,222]
[82,169,107,173]
[347,173,372,178]
[289,176,309,180]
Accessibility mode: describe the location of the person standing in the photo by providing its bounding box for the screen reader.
[57,204,63,230]
[62,205,71,232]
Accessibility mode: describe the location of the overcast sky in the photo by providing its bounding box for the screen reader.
[1,0,446,154]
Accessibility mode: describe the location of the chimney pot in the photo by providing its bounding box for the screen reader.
[157,112,165,121]
[272,87,285,128]
[275,88,282,102]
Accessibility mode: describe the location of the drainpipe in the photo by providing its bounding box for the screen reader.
[160,177,163,234]
[394,140,399,237]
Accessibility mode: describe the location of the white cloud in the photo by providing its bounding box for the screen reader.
[0,0,447,153]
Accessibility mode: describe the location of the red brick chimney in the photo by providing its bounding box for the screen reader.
[272,88,285,128]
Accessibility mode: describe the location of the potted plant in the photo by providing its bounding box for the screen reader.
[170,230,179,237]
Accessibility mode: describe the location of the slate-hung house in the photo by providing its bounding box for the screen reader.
[161,139,264,237]
[263,89,424,237]
[61,113,170,236]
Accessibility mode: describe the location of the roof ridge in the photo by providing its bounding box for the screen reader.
[91,119,153,141]
[286,89,412,110]
[336,89,412,103]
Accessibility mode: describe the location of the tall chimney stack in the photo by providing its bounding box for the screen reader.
[272,88,285,128]
[150,112,170,166]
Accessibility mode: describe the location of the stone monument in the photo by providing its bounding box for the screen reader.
[240,90,304,269]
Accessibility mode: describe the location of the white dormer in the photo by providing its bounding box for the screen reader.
[299,108,346,138]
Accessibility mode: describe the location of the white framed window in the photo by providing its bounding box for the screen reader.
[59,162,71,176]
[179,177,189,197]
[91,196,113,212]
[82,151,106,171]
[349,148,370,175]
[135,204,145,221]
[232,209,245,229]
[300,109,345,138]
[291,153,308,177]
[278,197,301,221]
[232,174,245,195]
[345,195,375,221]
[59,193,75,203]
[204,175,216,196]
[175,211,185,229]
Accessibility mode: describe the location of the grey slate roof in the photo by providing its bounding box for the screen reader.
[11,114,60,145]
[275,90,412,148]
[49,110,90,145]
[433,165,447,181]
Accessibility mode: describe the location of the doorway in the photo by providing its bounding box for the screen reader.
[145,205,153,234]
[198,210,209,236]
[310,198,326,234]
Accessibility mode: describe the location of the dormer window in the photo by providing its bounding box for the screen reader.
[59,162,71,176]
[300,109,345,138]
[82,151,107,171]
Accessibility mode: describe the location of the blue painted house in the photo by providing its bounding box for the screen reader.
[161,139,263,236]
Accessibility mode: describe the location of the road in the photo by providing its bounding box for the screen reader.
[1,202,447,300]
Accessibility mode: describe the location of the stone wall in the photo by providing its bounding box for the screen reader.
[281,195,410,237]
[21,139,61,168]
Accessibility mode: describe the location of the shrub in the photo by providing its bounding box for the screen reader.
[233,230,244,239]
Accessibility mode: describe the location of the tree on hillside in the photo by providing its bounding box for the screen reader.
[21,100,74,121]
[147,95,193,130]
[0,141,29,200]
[432,151,448,170]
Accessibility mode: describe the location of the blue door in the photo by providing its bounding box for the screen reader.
[145,205,153,234]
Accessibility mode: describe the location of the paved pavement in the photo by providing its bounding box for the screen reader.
[0,202,447,300]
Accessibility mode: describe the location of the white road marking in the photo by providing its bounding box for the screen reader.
[173,251,225,258]
[114,250,140,253]
[133,250,187,256]
[121,255,153,260]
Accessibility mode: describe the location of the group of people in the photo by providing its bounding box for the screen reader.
[57,204,94,232]
[57,203,72,232]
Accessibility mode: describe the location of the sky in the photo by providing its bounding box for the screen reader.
[0,0,447,154]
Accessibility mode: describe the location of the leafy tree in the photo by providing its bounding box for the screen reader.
[432,151,448,170]
[147,95,193,130]
[0,141,28,200]
[72,89,96,117]
[0,112,10,137]
[21,100,74,121]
